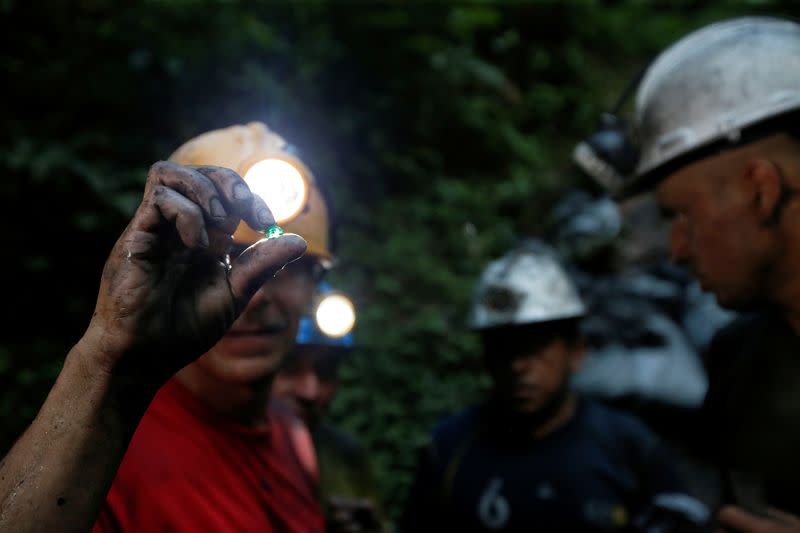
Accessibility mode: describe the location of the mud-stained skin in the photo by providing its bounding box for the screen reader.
[0,161,306,533]
[90,161,305,384]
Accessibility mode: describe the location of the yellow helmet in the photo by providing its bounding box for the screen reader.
[168,121,333,263]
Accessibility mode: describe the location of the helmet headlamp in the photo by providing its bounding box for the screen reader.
[243,158,309,224]
[314,292,356,339]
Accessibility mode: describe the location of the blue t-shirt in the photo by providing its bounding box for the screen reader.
[401,398,704,532]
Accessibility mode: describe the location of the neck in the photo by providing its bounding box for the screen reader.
[174,365,273,428]
[488,389,578,441]
[770,216,800,335]
[768,160,800,333]
[531,392,578,439]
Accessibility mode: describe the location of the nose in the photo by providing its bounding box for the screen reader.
[669,215,691,264]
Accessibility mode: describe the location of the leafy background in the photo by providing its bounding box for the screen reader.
[1,0,795,524]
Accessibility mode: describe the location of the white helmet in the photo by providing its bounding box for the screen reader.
[628,16,800,193]
[468,240,586,330]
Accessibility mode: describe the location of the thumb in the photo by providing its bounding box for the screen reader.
[228,233,307,307]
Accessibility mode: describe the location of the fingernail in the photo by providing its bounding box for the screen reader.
[199,231,210,248]
[210,198,226,219]
[233,183,251,201]
[257,208,273,228]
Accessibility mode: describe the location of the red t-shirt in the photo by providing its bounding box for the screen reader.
[93,378,324,533]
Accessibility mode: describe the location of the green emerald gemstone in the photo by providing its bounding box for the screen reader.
[266,225,284,239]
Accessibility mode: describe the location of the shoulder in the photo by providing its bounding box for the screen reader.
[709,311,772,350]
[428,406,482,459]
[431,406,481,443]
[579,399,659,450]
[576,400,685,490]
[705,311,776,375]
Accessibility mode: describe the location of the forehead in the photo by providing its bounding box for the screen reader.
[655,161,712,208]
[482,321,571,349]
[654,145,744,208]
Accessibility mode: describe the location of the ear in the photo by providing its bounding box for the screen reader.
[745,158,782,223]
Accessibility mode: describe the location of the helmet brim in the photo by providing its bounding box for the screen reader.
[616,109,800,200]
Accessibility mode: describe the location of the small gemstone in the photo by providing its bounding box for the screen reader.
[266,225,284,239]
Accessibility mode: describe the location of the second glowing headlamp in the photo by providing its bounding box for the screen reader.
[296,281,356,348]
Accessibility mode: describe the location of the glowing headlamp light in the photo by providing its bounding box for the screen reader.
[243,158,309,224]
[315,293,356,339]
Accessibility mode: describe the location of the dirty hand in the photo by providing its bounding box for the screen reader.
[80,161,306,388]
[716,505,800,532]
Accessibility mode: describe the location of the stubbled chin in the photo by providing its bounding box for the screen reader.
[227,355,283,381]
[217,333,285,355]
[200,347,285,384]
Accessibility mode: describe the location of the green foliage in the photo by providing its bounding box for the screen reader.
[2,0,796,525]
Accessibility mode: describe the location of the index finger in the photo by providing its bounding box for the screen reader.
[191,165,275,232]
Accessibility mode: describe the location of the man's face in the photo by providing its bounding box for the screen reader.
[656,156,770,309]
[192,256,318,385]
[271,346,340,427]
[482,322,583,416]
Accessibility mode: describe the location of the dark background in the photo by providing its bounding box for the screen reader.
[2,0,796,522]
